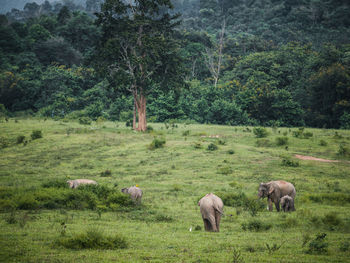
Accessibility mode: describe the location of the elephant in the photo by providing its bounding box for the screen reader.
[67,179,97,189]
[258,180,296,212]
[280,195,295,212]
[121,186,143,204]
[198,193,224,232]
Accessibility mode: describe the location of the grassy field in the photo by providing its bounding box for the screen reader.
[0,118,350,263]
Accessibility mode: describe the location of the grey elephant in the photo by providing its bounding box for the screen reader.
[198,193,224,232]
[280,195,295,212]
[67,179,97,189]
[121,186,143,204]
[258,180,296,212]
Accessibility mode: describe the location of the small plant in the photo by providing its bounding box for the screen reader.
[207,143,218,151]
[193,142,202,149]
[42,179,68,188]
[217,139,226,145]
[0,137,9,149]
[230,248,244,263]
[242,219,272,232]
[337,144,349,156]
[154,214,173,222]
[4,210,17,224]
[302,233,311,247]
[217,166,233,175]
[227,149,235,154]
[339,240,350,252]
[305,233,328,254]
[266,241,285,254]
[322,212,343,230]
[148,137,166,150]
[79,117,92,125]
[194,225,201,231]
[303,132,313,139]
[16,135,26,144]
[333,132,343,139]
[100,169,112,177]
[182,130,190,136]
[319,140,328,146]
[281,157,299,167]
[146,125,154,132]
[275,137,288,146]
[31,130,42,140]
[255,139,271,147]
[253,127,268,138]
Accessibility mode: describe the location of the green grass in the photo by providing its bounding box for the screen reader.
[0,118,350,262]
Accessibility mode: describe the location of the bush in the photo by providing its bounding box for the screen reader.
[227,149,235,154]
[337,144,350,157]
[55,228,128,250]
[281,157,300,167]
[100,169,112,177]
[319,140,328,146]
[339,241,350,252]
[275,137,288,146]
[193,142,202,149]
[306,193,350,204]
[217,166,233,175]
[322,212,343,230]
[242,219,272,231]
[148,137,166,150]
[31,130,42,140]
[305,233,328,254]
[16,194,39,210]
[207,143,218,151]
[255,139,272,147]
[182,130,190,136]
[42,180,68,188]
[253,127,268,138]
[16,135,26,144]
[106,193,134,208]
[154,214,173,222]
[79,117,92,125]
[0,137,9,149]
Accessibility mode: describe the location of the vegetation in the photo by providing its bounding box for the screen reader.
[0,119,349,262]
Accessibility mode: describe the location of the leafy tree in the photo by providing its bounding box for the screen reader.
[95,0,186,131]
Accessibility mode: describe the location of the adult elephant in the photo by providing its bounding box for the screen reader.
[198,193,224,232]
[258,180,296,212]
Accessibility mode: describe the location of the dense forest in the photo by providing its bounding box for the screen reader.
[1,0,350,128]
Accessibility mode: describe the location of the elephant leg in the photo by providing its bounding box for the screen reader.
[208,215,217,232]
[215,212,221,232]
[203,219,211,231]
[275,201,280,212]
[268,198,273,211]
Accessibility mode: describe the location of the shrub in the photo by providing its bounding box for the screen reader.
[275,137,288,146]
[339,241,350,252]
[42,180,68,188]
[322,212,343,230]
[305,233,328,254]
[16,194,39,210]
[182,130,190,136]
[146,125,154,132]
[194,225,201,231]
[220,192,248,207]
[306,193,350,204]
[253,127,268,138]
[319,140,328,146]
[217,139,226,145]
[16,135,26,144]
[0,137,10,149]
[154,214,173,222]
[281,157,299,167]
[79,117,92,125]
[106,193,134,208]
[303,132,313,139]
[337,144,350,156]
[255,139,272,147]
[207,143,218,151]
[55,228,128,249]
[148,137,166,150]
[193,142,202,149]
[100,169,112,177]
[242,219,272,231]
[31,130,42,140]
[217,166,233,175]
[227,149,235,154]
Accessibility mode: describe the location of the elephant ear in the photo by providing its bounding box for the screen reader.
[268,184,275,195]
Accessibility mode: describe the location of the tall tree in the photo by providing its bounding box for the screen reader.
[95,0,186,131]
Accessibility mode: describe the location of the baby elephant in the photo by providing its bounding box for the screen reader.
[121,186,143,204]
[67,179,97,189]
[198,193,224,232]
[280,195,295,212]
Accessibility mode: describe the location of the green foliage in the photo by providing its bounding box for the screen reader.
[319,140,328,146]
[337,144,350,157]
[253,127,268,138]
[242,220,272,232]
[30,130,42,140]
[207,143,218,151]
[306,193,350,204]
[281,157,300,167]
[255,139,272,147]
[100,169,112,177]
[275,137,288,146]
[42,179,68,188]
[79,117,92,125]
[55,228,128,250]
[148,138,166,150]
[16,135,25,144]
[305,233,328,254]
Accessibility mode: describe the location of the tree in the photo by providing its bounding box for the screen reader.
[95,0,186,131]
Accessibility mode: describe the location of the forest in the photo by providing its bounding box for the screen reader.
[1,0,350,129]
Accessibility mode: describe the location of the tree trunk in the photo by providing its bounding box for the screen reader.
[136,93,147,131]
[133,100,136,130]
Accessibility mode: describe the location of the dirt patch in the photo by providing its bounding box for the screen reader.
[294,154,339,163]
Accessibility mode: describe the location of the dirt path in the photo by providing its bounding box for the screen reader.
[294,154,340,163]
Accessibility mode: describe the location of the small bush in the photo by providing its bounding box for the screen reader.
[337,144,350,156]
[106,193,134,208]
[16,194,39,210]
[227,149,235,154]
[303,132,313,139]
[194,225,201,231]
[148,137,166,150]
[217,139,226,145]
[322,212,343,230]
[242,219,272,232]
[79,117,92,125]
[217,166,233,175]
[0,137,10,149]
[305,233,328,254]
[55,228,128,249]
[100,169,112,177]
[275,137,288,146]
[281,157,299,167]
[255,139,272,147]
[146,125,154,132]
[154,214,173,222]
[193,142,202,149]
[306,193,350,204]
[253,127,268,138]
[207,143,218,151]
[42,180,68,188]
[319,140,328,146]
[16,135,26,144]
[182,130,190,136]
[339,241,350,252]
[31,130,42,140]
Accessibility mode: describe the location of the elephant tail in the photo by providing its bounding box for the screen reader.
[214,207,224,216]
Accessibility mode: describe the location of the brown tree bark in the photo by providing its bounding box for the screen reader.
[133,90,147,132]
